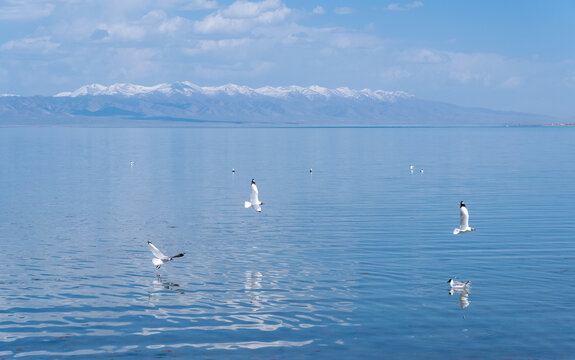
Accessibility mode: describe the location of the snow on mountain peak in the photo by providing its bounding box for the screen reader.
[54,82,412,102]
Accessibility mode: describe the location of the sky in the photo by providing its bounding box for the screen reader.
[0,0,574,117]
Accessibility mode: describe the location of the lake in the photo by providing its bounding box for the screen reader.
[0,126,574,359]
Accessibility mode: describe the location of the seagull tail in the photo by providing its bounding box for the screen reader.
[453,228,460,235]
[244,201,252,208]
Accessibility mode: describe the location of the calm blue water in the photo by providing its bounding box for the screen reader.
[0,127,574,359]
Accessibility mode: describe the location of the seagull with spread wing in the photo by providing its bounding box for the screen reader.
[147,241,184,269]
[244,179,264,212]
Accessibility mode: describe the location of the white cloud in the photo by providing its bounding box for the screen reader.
[381,67,411,81]
[500,76,522,88]
[190,60,273,80]
[106,48,159,80]
[312,6,324,15]
[448,71,485,85]
[0,0,55,21]
[185,37,252,54]
[1,36,59,53]
[180,0,218,11]
[402,49,447,63]
[65,9,188,44]
[142,10,186,34]
[107,23,147,41]
[334,7,354,15]
[222,0,282,18]
[193,0,291,34]
[386,1,423,11]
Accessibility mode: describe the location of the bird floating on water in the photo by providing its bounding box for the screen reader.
[448,278,471,289]
[410,165,414,174]
[244,179,264,212]
[147,241,185,269]
[420,169,424,174]
[453,201,476,234]
[232,168,236,174]
[309,168,313,174]
[130,161,135,167]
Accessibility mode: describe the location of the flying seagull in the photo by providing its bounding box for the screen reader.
[147,241,184,269]
[244,179,264,212]
[453,201,476,234]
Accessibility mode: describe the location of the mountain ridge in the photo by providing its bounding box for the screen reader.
[0,82,557,127]
[54,82,413,103]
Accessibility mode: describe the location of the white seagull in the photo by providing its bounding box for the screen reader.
[244,179,264,212]
[147,241,184,269]
[453,201,476,234]
[448,278,471,289]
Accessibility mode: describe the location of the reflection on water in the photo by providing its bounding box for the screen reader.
[449,287,471,309]
[151,274,184,293]
[1,127,574,358]
[245,271,263,310]
[245,271,263,291]
[148,274,185,305]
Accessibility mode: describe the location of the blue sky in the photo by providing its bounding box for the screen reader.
[1,0,574,117]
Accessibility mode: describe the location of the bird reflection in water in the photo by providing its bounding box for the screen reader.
[148,274,185,305]
[245,271,263,310]
[449,287,470,309]
[153,274,184,292]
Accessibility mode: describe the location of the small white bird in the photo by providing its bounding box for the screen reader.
[453,201,476,234]
[410,165,414,173]
[130,161,135,167]
[448,278,471,289]
[309,168,313,174]
[147,241,184,269]
[420,169,424,174]
[232,168,236,174]
[244,179,264,212]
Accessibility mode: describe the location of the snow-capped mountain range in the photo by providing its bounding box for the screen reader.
[55,82,412,102]
[0,82,553,126]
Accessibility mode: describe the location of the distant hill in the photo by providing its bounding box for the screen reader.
[0,82,555,126]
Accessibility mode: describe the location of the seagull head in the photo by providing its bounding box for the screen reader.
[251,179,256,184]
[460,201,466,208]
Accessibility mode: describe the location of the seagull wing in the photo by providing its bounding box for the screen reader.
[148,241,168,260]
[460,206,469,230]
